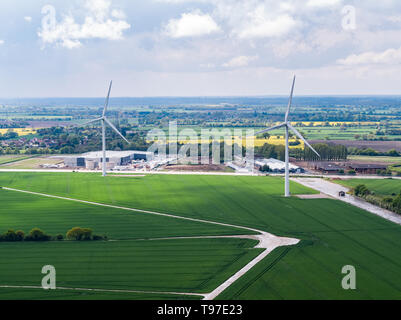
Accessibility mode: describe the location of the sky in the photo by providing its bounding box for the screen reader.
[1,0,401,97]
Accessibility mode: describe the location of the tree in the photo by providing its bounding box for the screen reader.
[388,149,400,157]
[66,227,93,241]
[25,228,51,241]
[258,132,270,139]
[393,195,401,213]
[3,229,17,242]
[15,230,25,241]
[354,184,370,197]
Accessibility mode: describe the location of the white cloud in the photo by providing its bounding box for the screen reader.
[388,15,401,23]
[306,0,342,8]
[38,0,130,49]
[164,11,221,38]
[0,40,4,45]
[111,9,126,20]
[24,16,32,23]
[215,3,298,39]
[222,55,258,68]
[337,47,401,65]
[236,13,297,39]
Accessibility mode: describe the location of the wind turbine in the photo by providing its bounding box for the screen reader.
[80,81,129,177]
[256,76,320,197]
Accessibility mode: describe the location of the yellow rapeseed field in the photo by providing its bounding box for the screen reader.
[170,136,304,148]
[0,128,37,136]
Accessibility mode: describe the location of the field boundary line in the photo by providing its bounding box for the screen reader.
[0,285,205,298]
[2,186,300,300]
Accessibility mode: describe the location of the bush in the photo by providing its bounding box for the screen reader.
[3,230,18,242]
[15,230,25,241]
[383,197,394,203]
[92,235,105,241]
[25,228,51,241]
[348,170,356,175]
[56,234,64,241]
[66,227,93,241]
[354,184,370,197]
[393,196,401,213]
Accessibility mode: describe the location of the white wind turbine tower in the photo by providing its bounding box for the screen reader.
[256,76,320,197]
[80,81,129,177]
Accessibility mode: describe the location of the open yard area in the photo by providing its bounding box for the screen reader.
[1,173,401,300]
[0,155,34,166]
[0,156,62,169]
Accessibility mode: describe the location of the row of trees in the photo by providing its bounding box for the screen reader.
[256,143,285,161]
[353,184,401,214]
[0,227,107,242]
[0,228,52,242]
[348,147,400,157]
[292,143,348,161]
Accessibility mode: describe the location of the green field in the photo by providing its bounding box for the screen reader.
[348,156,401,164]
[1,173,401,300]
[335,178,401,196]
[0,155,34,166]
[0,156,62,169]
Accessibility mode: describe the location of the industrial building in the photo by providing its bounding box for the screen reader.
[63,151,154,170]
[255,158,305,174]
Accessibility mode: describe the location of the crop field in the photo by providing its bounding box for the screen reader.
[0,155,34,166]
[1,173,401,300]
[348,156,401,164]
[335,178,401,196]
[0,128,37,136]
[0,156,62,169]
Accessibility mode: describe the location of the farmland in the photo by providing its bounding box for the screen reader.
[334,178,401,196]
[0,128,37,136]
[0,156,62,169]
[0,188,260,299]
[348,156,401,164]
[1,173,401,299]
[0,155,34,166]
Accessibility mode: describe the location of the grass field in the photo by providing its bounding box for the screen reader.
[0,157,62,169]
[1,173,401,300]
[0,155,34,166]
[348,156,401,164]
[334,178,401,196]
[0,188,260,299]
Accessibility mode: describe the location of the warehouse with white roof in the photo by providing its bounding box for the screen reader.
[63,150,154,170]
[255,158,304,174]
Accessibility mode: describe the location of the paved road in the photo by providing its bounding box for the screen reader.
[292,178,401,226]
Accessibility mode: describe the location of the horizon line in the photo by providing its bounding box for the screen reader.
[1,94,401,100]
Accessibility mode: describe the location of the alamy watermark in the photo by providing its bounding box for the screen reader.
[342,5,357,31]
[341,265,356,290]
[41,265,56,290]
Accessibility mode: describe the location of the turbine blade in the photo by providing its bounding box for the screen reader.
[285,75,296,123]
[71,118,102,128]
[104,117,129,144]
[256,123,286,135]
[103,80,113,117]
[288,123,320,157]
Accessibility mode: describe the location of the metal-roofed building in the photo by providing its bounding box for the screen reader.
[63,150,154,169]
[255,158,304,173]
